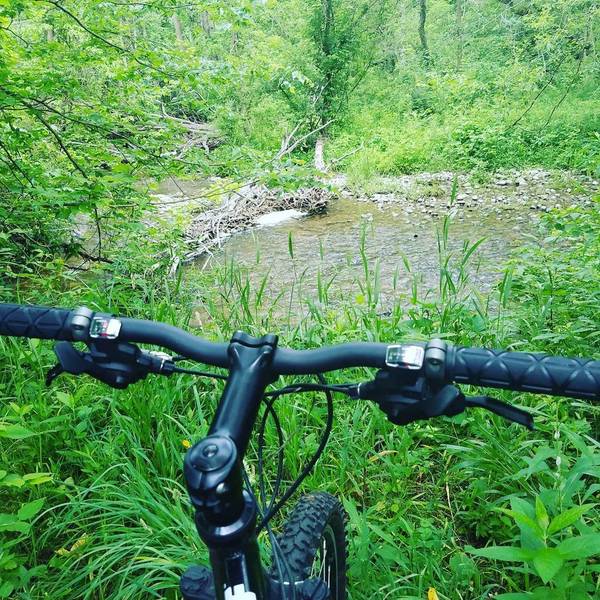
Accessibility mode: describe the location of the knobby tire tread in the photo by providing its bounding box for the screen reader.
[270,492,347,600]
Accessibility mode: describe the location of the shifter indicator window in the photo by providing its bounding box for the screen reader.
[90,317,121,339]
[386,345,424,370]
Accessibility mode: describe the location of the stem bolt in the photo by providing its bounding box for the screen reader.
[203,444,218,458]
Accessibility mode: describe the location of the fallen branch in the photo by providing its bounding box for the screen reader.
[77,249,114,264]
[329,142,364,167]
[183,185,333,261]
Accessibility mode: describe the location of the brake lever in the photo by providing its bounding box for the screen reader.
[46,342,89,386]
[358,377,466,425]
[465,395,534,430]
[357,371,534,430]
[46,341,175,389]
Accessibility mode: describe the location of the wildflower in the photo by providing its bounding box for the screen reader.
[428,589,440,600]
[182,439,191,449]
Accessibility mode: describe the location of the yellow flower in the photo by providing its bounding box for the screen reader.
[181,439,192,449]
[427,588,440,600]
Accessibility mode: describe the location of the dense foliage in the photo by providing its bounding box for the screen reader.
[1,0,598,267]
[1,204,599,599]
[0,1,599,599]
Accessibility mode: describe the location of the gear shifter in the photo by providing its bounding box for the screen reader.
[46,340,175,389]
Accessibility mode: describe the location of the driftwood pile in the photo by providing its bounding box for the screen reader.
[156,111,222,158]
[183,184,333,261]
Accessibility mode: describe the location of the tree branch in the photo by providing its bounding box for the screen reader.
[77,249,113,264]
[0,155,28,189]
[38,0,169,75]
[0,139,34,186]
[506,52,569,131]
[27,104,88,177]
[329,142,364,166]
[541,53,583,128]
[275,119,334,159]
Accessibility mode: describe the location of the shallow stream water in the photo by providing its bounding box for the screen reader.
[208,197,526,305]
[158,171,597,315]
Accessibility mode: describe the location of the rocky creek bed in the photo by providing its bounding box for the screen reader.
[155,170,597,255]
[163,170,599,312]
[336,169,597,218]
[152,170,598,316]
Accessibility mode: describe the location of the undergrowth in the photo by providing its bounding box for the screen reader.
[1,202,599,599]
[335,87,600,182]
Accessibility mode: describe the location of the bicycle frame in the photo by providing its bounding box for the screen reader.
[180,332,328,600]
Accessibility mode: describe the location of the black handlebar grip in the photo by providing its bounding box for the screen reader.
[0,303,75,341]
[448,346,600,401]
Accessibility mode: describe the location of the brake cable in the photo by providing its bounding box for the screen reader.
[256,375,337,532]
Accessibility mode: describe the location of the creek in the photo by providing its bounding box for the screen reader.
[157,171,597,315]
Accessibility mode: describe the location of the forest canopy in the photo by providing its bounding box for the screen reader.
[1,0,598,274]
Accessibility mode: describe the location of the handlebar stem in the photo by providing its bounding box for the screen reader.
[182,331,278,600]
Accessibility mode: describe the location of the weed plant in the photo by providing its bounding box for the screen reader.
[1,203,599,599]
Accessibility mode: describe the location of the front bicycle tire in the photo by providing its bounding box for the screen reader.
[270,492,347,599]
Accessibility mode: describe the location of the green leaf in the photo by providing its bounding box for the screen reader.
[0,514,30,534]
[547,504,594,535]
[0,581,15,599]
[0,473,24,488]
[17,498,45,521]
[532,548,563,584]
[499,508,544,539]
[22,472,53,485]
[0,423,35,439]
[55,391,73,406]
[557,534,600,560]
[535,496,549,532]
[465,545,532,562]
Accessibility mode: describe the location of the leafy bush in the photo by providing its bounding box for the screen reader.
[466,429,600,599]
[507,199,600,358]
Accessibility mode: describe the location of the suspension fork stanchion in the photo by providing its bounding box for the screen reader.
[182,332,279,600]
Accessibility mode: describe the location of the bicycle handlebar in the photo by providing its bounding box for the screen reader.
[449,347,600,401]
[0,304,74,341]
[1,303,599,400]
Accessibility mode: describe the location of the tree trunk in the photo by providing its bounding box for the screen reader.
[172,14,184,42]
[314,0,334,165]
[200,11,212,36]
[314,136,326,171]
[455,0,464,71]
[418,0,431,66]
[46,26,54,42]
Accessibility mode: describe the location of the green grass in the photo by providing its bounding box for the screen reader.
[1,205,599,599]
